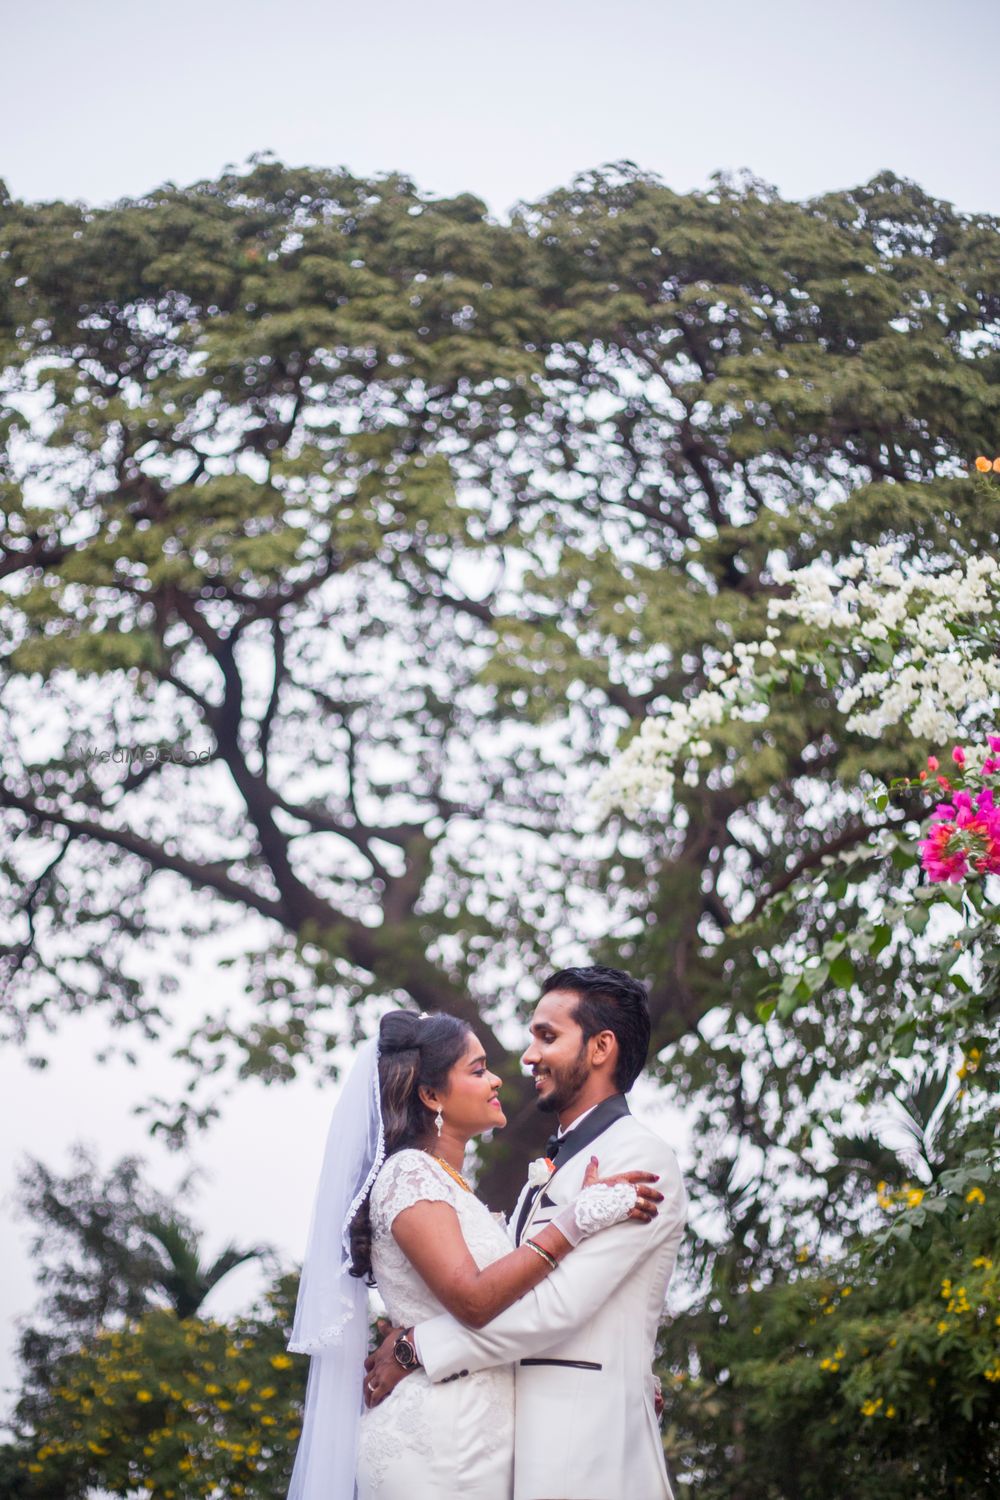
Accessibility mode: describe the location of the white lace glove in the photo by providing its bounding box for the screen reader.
[550,1181,638,1247]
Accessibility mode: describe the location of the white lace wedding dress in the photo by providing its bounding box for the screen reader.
[356,1149,515,1500]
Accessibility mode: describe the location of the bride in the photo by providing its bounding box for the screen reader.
[286,1009,662,1500]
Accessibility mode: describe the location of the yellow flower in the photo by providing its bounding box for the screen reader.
[984,1363,1000,1383]
[752,1326,762,1335]
[270,1354,293,1370]
[972,1257,993,1269]
[136,1390,153,1403]
[259,1386,277,1399]
[938,1321,951,1335]
[796,1247,809,1263]
[975,456,992,472]
[904,1188,924,1208]
[966,1187,986,1206]
[885,1405,896,1418]
[204,1384,221,1396]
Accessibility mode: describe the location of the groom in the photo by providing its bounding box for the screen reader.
[365,965,688,1500]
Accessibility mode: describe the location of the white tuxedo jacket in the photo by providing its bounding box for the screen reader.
[415,1106,687,1500]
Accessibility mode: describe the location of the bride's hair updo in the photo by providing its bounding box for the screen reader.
[348,1009,471,1282]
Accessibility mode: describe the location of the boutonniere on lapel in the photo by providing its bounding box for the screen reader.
[527,1157,557,1189]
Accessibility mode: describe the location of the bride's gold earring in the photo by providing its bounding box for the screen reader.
[435,1108,444,1137]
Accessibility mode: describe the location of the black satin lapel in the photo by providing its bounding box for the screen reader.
[546,1093,631,1174]
[514,1185,540,1245]
[514,1094,631,1243]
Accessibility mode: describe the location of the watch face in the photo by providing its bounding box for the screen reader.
[394,1337,415,1368]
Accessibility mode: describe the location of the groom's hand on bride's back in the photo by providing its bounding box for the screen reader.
[363,1325,411,1409]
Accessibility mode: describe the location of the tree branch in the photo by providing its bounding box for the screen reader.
[0,785,288,925]
[746,817,905,920]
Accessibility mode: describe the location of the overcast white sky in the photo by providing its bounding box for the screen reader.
[3,0,999,216]
[2,0,998,1422]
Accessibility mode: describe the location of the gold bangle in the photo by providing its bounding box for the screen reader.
[524,1237,558,1270]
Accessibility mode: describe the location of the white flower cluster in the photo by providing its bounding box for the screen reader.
[771,550,1000,743]
[597,544,1000,816]
[593,635,779,816]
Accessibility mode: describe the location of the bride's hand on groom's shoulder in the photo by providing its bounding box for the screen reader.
[581,1156,664,1224]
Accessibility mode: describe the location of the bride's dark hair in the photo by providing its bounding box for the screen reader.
[348,1009,472,1282]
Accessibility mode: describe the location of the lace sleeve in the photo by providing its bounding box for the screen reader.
[369,1150,456,1238]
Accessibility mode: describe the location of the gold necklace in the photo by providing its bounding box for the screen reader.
[425,1151,473,1193]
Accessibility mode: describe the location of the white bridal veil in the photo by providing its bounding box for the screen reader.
[287,1035,385,1500]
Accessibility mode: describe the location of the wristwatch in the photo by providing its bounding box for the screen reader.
[393,1328,421,1371]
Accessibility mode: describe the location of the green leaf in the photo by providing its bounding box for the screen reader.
[829,954,855,990]
[870,924,892,957]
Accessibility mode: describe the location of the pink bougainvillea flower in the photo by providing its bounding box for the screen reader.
[921,787,1000,883]
[921,821,967,882]
[952,746,967,768]
[937,775,952,791]
[989,735,1000,753]
[984,757,1000,776]
[927,756,940,772]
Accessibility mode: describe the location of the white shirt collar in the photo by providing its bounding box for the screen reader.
[557,1102,601,1139]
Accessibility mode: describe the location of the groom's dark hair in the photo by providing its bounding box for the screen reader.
[542,965,651,1092]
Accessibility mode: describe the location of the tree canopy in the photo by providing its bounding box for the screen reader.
[2,158,998,1213]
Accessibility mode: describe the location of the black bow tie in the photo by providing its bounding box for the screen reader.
[544,1132,562,1161]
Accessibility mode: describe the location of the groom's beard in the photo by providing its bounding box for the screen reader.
[535,1043,591,1115]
